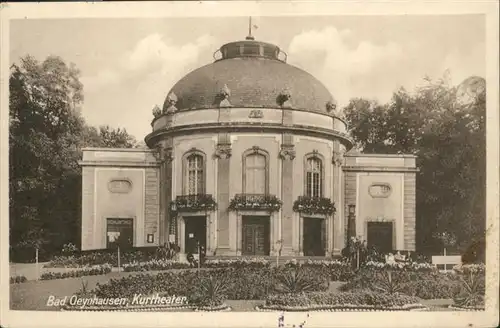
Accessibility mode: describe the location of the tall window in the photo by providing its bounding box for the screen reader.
[306,157,322,198]
[244,153,267,194]
[186,154,204,195]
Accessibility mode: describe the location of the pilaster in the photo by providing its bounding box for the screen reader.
[156,140,174,245]
[214,134,232,253]
[279,133,296,256]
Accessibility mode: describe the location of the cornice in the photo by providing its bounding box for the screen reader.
[145,122,354,149]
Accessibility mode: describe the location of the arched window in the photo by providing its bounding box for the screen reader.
[243,149,268,194]
[185,153,205,195]
[305,156,322,198]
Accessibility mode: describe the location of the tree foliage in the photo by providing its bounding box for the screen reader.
[344,74,486,256]
[9,55,138,261]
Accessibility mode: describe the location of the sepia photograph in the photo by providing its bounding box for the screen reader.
[1,1,499,328]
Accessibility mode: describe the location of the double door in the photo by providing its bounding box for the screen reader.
[242,216,269,255]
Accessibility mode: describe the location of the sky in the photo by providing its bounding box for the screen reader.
[9,15,485,140]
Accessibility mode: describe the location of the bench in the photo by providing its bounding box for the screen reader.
[432,255,462,272]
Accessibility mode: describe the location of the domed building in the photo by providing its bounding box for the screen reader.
[79,34,417,259]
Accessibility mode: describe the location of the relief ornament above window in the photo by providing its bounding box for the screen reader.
[108,179,132,194]
[368,183,392,198]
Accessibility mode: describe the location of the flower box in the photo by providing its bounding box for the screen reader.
[228,194,282,212]
[172,194,217,213]
[292,196,336,215]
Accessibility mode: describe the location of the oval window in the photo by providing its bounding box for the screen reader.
[369,183,392,198]
[108,179,132,194]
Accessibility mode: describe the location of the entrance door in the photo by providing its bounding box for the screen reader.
[303,218,326,256]
[107,218,134,249]
[367,222,393,254]
[242,216,270,255]
[184,216,207,254]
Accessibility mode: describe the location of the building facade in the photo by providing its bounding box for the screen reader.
[80,36,417,257]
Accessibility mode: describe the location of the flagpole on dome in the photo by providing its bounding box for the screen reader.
[246,16,257,40]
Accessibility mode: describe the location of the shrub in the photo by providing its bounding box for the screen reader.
[274,266,329,294]
[10,275,28,284]
[264,291,423,309]
[40,264,112,280]
[188,271,229,307]
[61,243,78,256]
[453,265,485,308]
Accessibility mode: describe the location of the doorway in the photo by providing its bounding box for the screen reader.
[367,222,393,254]
[106,218,134,249]
[184,216,207,254]
[242,216,270,255]
[303,218,326,256]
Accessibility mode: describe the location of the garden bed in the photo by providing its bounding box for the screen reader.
[284,259,354,282]
[448,305,485,311]
[62,303,231,312]
[122,260,190,272]
[203,258,271,269]
[92,266,330,302]
[257,291,427,312]
[41,264,112,280]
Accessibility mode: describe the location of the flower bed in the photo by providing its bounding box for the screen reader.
[257,291,427,311]
[93,267,330,301]
[453,263,485,274]
[448,304,485,311]
[122,260,190,272]
[44,246,176,268]
[284,259,354,282]
[364,260,436,272]
[340,267,462,299]
[41,264,112,280]
[10,275,28,284]
[204,258,271,269]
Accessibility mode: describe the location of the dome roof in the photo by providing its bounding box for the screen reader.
[163,39,336,113]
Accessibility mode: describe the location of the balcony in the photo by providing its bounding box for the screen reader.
[228,194,282,212]
[292,196,336,215]
[171,194,217,213]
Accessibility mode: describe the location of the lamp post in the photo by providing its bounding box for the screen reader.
[347,204,356,241]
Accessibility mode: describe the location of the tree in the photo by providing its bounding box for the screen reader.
[9,55,139,261]
[9,55,86,258]
[344,74,486,256]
